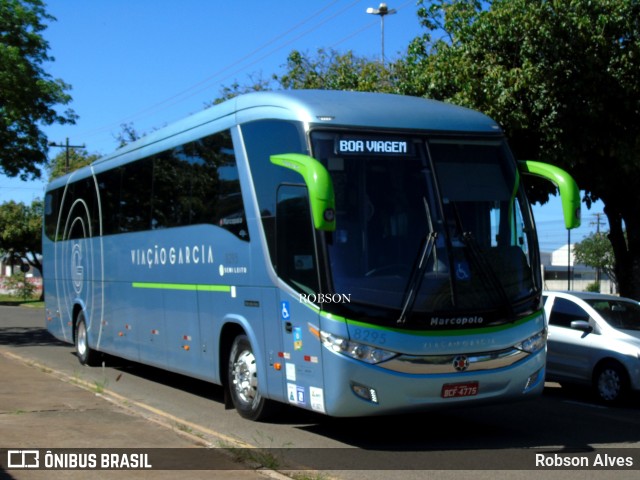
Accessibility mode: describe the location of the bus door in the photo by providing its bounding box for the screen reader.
[275,184,326,413]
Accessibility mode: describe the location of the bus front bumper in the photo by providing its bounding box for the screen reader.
[319,347,545,417]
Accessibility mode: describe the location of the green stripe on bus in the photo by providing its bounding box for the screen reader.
[319,310,541,337]
[132,282,232,292]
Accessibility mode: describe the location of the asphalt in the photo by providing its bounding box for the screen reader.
[0,313,287,480]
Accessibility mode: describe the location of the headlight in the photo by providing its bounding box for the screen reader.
[516,329,547,354]
[320,331,397,364]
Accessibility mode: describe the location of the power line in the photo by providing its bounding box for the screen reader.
[76,0,360,140]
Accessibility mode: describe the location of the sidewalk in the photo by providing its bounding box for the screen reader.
[0,349,282,480]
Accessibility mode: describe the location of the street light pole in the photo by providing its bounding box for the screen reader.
[366,3,397,64]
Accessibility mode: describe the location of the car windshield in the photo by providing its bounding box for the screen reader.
[586,298,640,331]
[310,131,539,329]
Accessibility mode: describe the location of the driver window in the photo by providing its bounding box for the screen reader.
[276,185,320,295]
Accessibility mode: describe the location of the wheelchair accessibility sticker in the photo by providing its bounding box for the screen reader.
[281,301,290,320]
[455,261,470,281]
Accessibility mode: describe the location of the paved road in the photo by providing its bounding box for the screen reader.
[1,305,639,480]
[0,306,285,480]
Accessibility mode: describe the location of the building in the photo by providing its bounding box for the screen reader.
[541,244,615,293]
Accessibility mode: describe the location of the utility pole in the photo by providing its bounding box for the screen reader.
[567,229,571,290]
[592,212,604,234]
[49,137,86,174]
[592,212,605,285]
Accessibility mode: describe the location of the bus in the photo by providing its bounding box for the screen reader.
[43,90,580,420]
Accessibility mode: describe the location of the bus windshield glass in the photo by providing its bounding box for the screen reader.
[311,131,538,328]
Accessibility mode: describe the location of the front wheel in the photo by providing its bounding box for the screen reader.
[594,361,629,404]
[75,311,100,366]
[227,334,274,421]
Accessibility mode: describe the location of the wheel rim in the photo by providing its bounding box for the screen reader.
[598,368,621,401]
[77,321,88,357]
[231,349,258,405]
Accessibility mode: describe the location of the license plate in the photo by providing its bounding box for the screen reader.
[441,381,479,398]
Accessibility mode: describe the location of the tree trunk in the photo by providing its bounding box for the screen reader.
[606,206,640,300]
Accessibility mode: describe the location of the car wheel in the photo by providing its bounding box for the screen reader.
[227,334,274,421]
[594,361,629,404]
[76,311,101,366]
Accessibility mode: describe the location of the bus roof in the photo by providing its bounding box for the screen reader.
[233,90,502,133]
[49,90,503,188]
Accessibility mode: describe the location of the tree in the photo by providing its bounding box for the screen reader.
[397,0,640,298]
[573,232,617,291]
[47,148,100,180]
[209,73,274,104]
[2,271,37,300]
[0,199,43,277]
[0,0,77,180]
[276,48,394,92]
[115,122,143,148]
[213,49,393,106]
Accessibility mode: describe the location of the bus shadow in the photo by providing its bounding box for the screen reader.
[295,385,640,451]
[0,326,67,348]
[99,354,226,404]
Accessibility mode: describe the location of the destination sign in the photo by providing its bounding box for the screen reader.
[335,136,414,156]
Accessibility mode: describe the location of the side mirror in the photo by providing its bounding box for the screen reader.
[570,320,592,332]
[270,153,336,231]
[519,161,581,229]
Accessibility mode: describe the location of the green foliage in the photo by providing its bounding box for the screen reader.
[2,271,37,301]
[213,48,396,103]
[115,122,143,148]
[0,199,43,276]
[585,282,601,293]
[405,0,640,168]
[210,73,274,104]
[573,232,617,289]
[47,148,100,180]
[276,49,394,92]
[0,0,77,180]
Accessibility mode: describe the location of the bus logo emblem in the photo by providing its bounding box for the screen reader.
[71,242,84,295]
[453,355,469,372]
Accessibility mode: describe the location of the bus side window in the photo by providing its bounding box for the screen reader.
[276,184,320,295]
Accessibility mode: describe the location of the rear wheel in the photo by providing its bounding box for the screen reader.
[76,311,100,366]
[228,334,274,421]
[594,361,629,404]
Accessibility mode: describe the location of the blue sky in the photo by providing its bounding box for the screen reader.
[0,0,606,251]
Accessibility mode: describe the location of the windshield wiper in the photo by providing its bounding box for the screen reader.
[397,197,438,324]
[461,231,514,318]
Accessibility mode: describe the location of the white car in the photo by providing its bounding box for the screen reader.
[543,290,640,404]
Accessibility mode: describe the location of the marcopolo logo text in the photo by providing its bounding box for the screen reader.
[430,316,484,327]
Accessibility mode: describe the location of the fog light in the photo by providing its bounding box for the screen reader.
[523,367,543,392]
[351,383,378,403]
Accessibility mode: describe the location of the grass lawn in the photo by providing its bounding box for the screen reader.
[0,293,44,308]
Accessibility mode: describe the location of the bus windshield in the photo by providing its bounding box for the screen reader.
[311,131,538,328]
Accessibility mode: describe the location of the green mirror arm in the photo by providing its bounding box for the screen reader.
[270,153,336,231]
[519,160,581,229]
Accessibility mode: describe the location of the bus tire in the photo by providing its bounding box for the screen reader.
[228,334,273,421]
[75,311,100,366]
